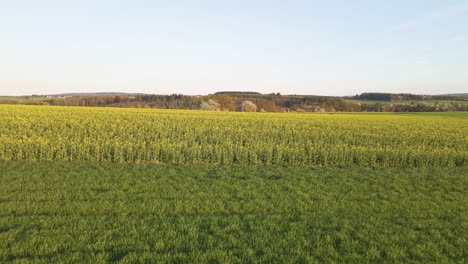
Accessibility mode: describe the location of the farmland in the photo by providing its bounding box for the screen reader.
[1,105,467,167]
[1,105,467,263]
[1,162,467,263]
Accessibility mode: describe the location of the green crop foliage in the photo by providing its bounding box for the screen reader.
[0,161,467,263]
[1,105,467,166]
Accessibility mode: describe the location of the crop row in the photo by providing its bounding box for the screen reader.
[0,105,466,166]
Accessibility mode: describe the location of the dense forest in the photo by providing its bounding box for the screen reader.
[1,92,467,112]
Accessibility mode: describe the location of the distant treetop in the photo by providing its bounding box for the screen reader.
[215,91,261,95]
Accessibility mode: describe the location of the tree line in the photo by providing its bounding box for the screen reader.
[1,93,467,112]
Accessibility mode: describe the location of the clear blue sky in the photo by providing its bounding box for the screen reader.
[1,0,467,96]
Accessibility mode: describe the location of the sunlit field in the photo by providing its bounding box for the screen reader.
[1,105,467,262]
[1,105,466,166]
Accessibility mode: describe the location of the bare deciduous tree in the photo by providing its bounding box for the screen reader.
[241,101,257,112]
[200,99,221,111]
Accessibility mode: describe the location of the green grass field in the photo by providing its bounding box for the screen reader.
[0,96,50,104]
[345,99,468,105]
[1,161,467,263]
[1,105,467,263]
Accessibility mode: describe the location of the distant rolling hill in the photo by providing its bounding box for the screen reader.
[437,93,468,97]
[49,92,145,97]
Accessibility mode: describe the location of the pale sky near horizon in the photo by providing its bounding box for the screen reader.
[1,0,467,96]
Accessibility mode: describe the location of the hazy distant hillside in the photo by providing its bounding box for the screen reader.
[438,93,468,97]
[48,92,145,97]
[353,93,468,102]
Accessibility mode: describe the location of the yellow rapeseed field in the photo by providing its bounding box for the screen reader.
[1,105,466,166]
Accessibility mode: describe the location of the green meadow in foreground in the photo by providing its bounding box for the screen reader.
[0,161,467,263]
